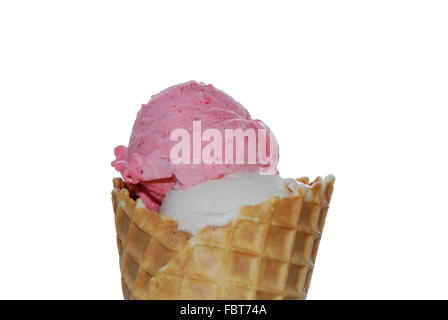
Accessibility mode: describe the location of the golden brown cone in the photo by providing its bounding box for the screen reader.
[112,175,335,300]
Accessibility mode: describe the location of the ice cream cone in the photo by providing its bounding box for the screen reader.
[112,175,335,300]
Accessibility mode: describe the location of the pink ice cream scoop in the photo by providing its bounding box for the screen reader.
[112,81,278,212]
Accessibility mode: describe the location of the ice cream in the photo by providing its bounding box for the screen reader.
[160,172,300,234]
[111,81,335,300]
[112,81,278,212]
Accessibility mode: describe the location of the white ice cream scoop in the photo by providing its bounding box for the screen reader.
[160,172,300,234]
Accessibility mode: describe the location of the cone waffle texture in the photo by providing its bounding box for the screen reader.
[112,175,335,300]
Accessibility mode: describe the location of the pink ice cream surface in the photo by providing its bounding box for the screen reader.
[112,81,278,212]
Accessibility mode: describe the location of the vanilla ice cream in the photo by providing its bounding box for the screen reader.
[160,172,300,234]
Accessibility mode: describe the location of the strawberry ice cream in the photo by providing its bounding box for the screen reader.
[112,81,278,212]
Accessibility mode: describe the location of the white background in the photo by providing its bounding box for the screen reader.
[0,1,447,299]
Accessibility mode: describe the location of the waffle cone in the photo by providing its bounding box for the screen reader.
[112,175,335,300]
